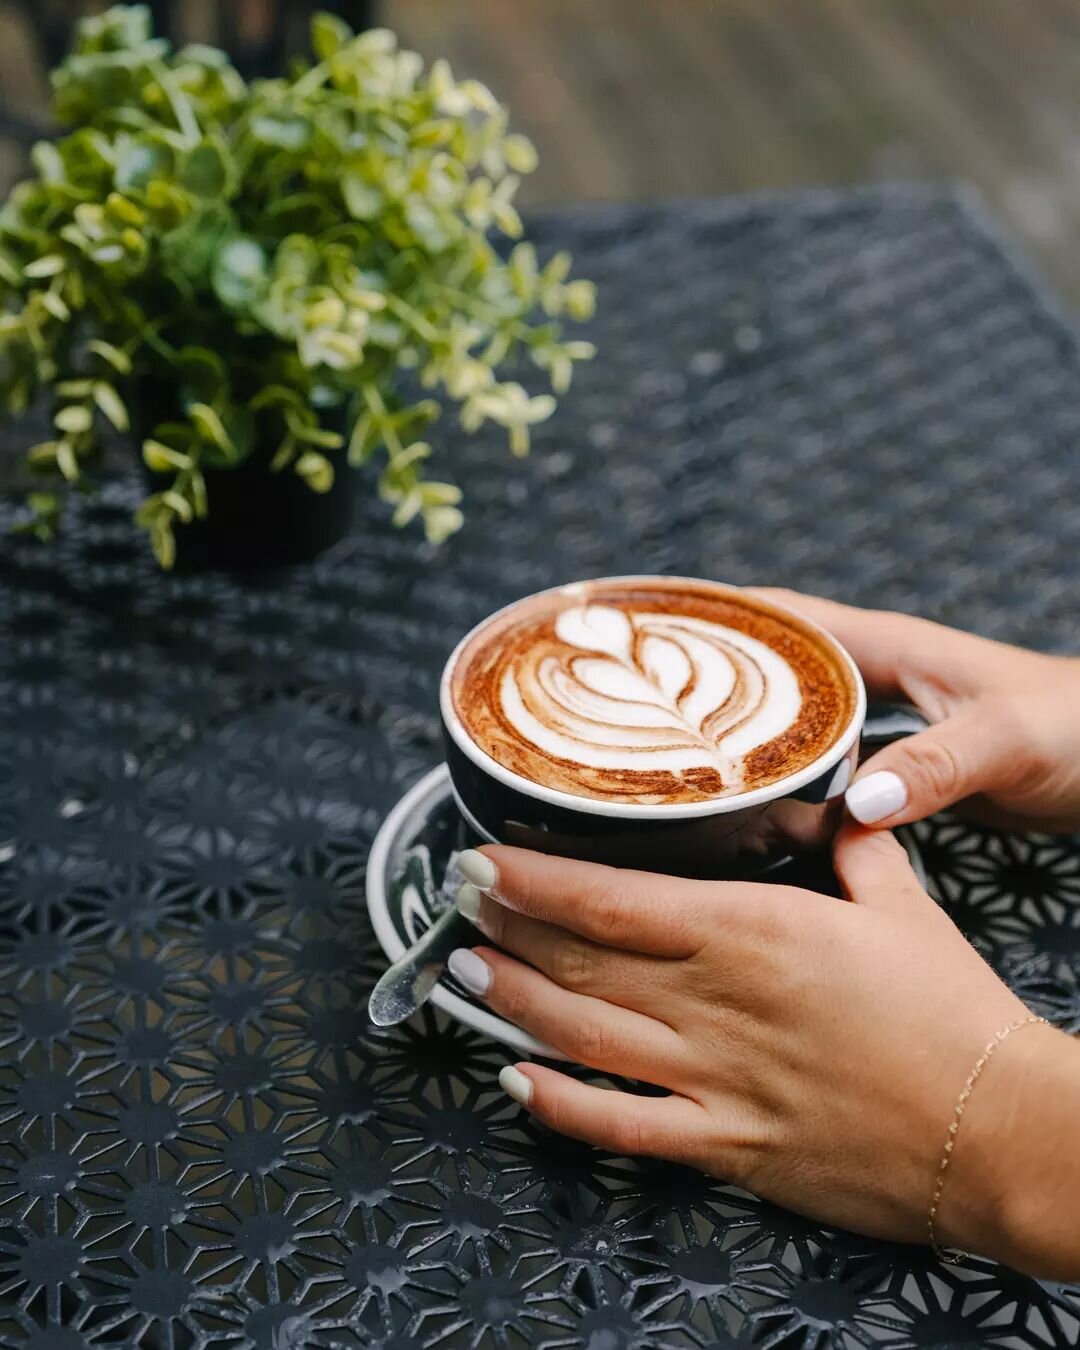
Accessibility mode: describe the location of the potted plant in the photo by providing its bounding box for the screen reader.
[0,6,595,569]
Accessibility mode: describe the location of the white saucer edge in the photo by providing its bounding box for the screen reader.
[365,764,561,1060]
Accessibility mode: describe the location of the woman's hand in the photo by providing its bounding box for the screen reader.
[754,590,1080,832]
[449,839,1080,1279]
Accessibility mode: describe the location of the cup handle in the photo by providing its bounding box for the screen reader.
[860,702,929,757]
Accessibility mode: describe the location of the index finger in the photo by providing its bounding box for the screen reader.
[456,846,714,957]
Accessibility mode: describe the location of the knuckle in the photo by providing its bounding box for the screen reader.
[585,877,631,942]
[545,1092,573,1138]
[907,736,963,801]
[743,891,796,946]
[572,1017,613,1067]
[551,938,597,991]
[507,866,539,918]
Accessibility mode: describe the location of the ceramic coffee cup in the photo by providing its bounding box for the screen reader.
[440,580,924,880]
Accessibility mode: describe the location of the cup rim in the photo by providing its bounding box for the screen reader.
[439,576,867,821]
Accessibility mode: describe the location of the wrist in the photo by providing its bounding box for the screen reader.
[996,1026,1080,1279]
[940,1022,1080,1278]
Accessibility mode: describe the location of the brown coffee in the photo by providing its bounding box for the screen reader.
[447,579,858,807]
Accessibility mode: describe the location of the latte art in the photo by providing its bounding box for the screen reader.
[504,605,801,790]
[447,580,857,806]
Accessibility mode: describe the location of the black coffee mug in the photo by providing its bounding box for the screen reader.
[440,591,926,880]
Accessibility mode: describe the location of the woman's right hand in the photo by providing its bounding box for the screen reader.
[755,590,1080,833]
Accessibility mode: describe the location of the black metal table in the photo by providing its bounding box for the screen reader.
[2,187,1080,1348]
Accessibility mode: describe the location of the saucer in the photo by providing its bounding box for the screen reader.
[366,764,929,1057]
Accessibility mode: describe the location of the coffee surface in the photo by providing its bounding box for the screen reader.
[448,580,857,805]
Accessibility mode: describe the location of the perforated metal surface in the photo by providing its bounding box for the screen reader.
[1,187,1079,1347]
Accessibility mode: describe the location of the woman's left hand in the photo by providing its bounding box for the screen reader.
[446,832,1066,1269]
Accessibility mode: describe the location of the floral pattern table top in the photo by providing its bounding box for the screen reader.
[1,186,1079,1348]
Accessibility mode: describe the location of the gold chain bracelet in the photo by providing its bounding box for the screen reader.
[928,1015,1049,1263]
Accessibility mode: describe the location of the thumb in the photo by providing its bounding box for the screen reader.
[844,702,1018,827]
[832,822,934,913]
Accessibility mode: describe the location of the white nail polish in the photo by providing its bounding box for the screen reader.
[458,849,497,891]
[456,882,483,923]
[447,948,492,996]
[498,1065,533,1106]
[846,770,908,824]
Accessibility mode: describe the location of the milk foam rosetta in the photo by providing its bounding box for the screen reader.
[449,581,857,806]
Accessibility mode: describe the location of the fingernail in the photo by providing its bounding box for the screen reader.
[846,770,908,824]
[458,849,498,892]
[456,882,483,923]
[447,948,492,996]
[498,1064,533,1106]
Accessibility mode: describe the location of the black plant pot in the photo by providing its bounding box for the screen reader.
[145,446,355,572]
[135,378,355,571]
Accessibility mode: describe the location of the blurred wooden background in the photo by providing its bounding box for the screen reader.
[2,0,1080,304]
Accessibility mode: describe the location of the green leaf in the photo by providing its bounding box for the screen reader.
[390,441,432,473]
[190,469,208,518]
[270,434,297,472]
[105,191,146,228]
[150,519,176,570]
[390,489,422,527]
[420,481,463,507]
[347,411,379,465]
[527,394,557,422]
[286,416,345,449]
[115,137,173,189]
[508,242,538,296]
[31,142,65,183]
[190,402,234,453]
[175,42,231,69]
[28,491,59,515]
[27,441,61,466]
[492,200,523,239]
[162,490,194,522]
[250,384,304,414]
[211,236,267,311]
[24,255,66,279]
[502,134,538,174]
[56,441,79,480]
[423,503,464,544]
[251,113,311,151]
[38,290,69,321]
[296,451,334,493]
[342,174,382,221]
[564,279,597,321]
[87,339,133,374]
[135,494,167,526]
[177,346,227,407]
[0,247,21,285]
[145,179,192,227]
[181,138,234,198]
[93,382,130,432]
[142,440,192,473]
[55,406,92,434]
[311,12,352,60]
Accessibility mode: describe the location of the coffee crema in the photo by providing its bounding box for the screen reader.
[447,579,858,806]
